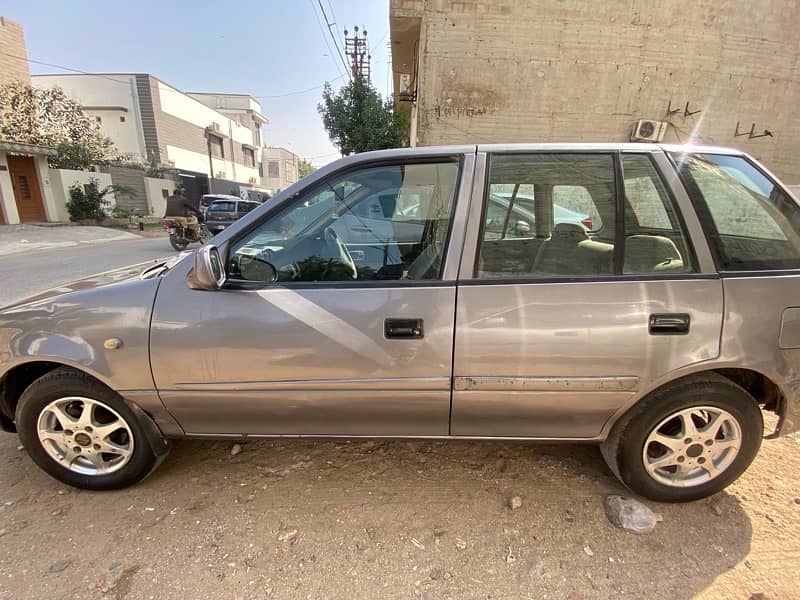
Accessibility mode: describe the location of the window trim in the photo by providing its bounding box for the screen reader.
[221,155,465,290]
[470,150,700,283]
[667,151,800,275]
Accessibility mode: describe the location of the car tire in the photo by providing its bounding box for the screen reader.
[16,367,165,490]
[601,374,763,502]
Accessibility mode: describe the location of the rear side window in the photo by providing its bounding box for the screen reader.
[210,201,236,212]
[673,153,800,270]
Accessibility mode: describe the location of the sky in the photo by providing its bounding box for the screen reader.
[4,0,392,166]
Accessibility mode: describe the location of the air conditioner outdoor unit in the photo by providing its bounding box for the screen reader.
[216,171,225,178]
[631,119,667,142]
[398,73,412,95]
[248,177,257,184]
[210,122,221,133]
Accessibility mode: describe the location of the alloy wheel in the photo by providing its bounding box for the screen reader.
[36,396,134,476]
[642,406,742,488]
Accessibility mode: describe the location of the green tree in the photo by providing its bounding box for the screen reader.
[66,179,135,222]
[0,82,117,169]
[318,76,408,156]
[298,158,316,178]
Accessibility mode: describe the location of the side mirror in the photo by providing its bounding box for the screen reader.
[192,245,226,290]
[514,220,532,236]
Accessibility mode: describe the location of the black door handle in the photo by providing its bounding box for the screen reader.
[385,318,424,339]
[649,313,690,335]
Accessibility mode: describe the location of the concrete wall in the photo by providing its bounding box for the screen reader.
[144,176,175,218]
[48,169,116,222]
[0,151,19,224]
[391,0,800,183]
[0,17,30,84]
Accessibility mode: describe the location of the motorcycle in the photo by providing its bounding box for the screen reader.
[163,217,211,251]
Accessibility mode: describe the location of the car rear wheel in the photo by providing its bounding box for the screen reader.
[601,374,763,502]
[16,368,165,490]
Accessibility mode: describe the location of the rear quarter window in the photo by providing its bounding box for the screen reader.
[672,153,800,271]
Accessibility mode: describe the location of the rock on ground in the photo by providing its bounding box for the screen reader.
[604,495,660,534]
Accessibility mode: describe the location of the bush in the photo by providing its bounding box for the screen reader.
[66,179,112,222]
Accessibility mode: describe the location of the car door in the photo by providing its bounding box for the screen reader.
[150,151,474,436]
[451,148,723,438]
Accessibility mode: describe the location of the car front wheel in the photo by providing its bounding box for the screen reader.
[601,374,763,502]
[16,368,165,490]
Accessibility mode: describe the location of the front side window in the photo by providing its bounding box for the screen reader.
[673,153,800,270]
[227,161,460,283]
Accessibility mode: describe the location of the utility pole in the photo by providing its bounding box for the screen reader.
[343,26,371,82]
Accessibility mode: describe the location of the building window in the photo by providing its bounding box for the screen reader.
[254,122,261,147]
[95,116,102,124]
[120,115,126,123]
[258,163,264,178]
[243,146,255,168]
[208,134,224,158]
[268,161,280,178]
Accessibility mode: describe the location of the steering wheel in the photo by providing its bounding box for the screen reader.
[324,226,357,279]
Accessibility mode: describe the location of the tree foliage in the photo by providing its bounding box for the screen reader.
[298,158,316,178]
[66,179,135,222]
[318,76,408,156]
[0,82,117,169]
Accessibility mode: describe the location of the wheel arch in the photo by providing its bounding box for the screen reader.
[602,367,784,440]
[0,361,170,456]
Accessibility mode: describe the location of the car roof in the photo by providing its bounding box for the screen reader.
[203,194,240,200]
[344,143,746,158]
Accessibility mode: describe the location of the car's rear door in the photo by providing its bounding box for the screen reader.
[150,149,475,436]
[451,146,723,439]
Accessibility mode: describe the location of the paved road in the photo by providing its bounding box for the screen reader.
[0,236,180,307]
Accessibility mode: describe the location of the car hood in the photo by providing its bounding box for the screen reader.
[0,254,187,312]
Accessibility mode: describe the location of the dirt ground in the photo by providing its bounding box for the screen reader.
[0,426,798,600]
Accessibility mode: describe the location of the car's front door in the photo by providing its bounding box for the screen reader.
[452,149,723,438]
[150,153,473,436]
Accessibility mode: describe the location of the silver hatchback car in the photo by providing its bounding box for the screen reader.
[2,143,798,502]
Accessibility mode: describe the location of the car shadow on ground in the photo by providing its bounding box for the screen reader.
[135,438,753,598]
[0,435,755,598]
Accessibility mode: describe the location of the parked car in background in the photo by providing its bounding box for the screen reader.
[1,143,799,503]
[199,194,241,218]
[205,198,261,234]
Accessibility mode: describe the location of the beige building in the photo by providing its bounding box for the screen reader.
[390,0,800,183]
[0,17,60,225]
[33,74,268,203]
[260,147,300,193]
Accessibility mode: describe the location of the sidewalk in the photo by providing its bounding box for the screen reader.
[0,224,142,257]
